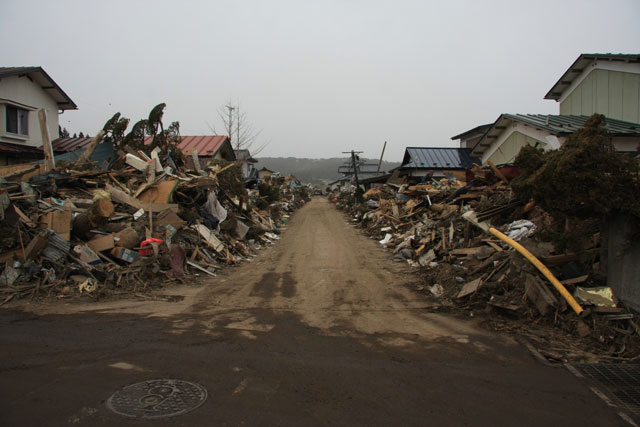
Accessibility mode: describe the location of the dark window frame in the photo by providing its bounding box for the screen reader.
[6,105,29,136]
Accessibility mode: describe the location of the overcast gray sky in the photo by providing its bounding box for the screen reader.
[2,0,639,161]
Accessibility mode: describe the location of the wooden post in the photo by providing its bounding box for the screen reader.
[73,130,106,166]
[38,109,55,171]
[487,160,508,184]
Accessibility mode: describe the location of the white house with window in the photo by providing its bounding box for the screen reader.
[0,67,77,165]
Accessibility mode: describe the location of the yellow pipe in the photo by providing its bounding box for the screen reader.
[487,227,584,316]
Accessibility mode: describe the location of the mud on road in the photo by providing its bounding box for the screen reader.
[0,198,623,426]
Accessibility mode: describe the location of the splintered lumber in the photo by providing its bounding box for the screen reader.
[561,275,589,286]
[108,173,130,194]
[73,130,106,166]
[72,198,115,239]
[13,205,36,227]
[106,184,178,213]
[24,229,50,260]
[451,247,484,256]
[525,274,559,316]
[487,160,509,184]
[462,210,584,316]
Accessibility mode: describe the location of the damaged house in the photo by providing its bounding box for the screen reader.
[0,67,77,165]
[465,53,640,165]
[394,147,479,183]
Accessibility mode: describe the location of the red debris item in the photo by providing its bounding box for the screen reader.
[139,238,163,256]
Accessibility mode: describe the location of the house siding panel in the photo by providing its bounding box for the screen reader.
[595,69,609,115]
[622,72,640,123]
[487,131,544,165]
[0,75,59,147]
[581,71,593,114]
[559,69,640,124]
[608,71,624,121]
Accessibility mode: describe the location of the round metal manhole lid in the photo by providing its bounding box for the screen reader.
[106,379,207,419]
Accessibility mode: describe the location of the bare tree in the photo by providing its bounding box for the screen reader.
[209,100,267,155]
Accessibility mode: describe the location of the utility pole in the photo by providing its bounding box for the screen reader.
[377,141,387,173]
[236,104,241,150]
[226,104,235,147]
[342,150,363,203]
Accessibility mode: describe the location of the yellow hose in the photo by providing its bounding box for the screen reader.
[488,227,584,316]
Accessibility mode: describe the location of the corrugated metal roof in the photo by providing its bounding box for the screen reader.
[545,53,640,100]
[52,137,95,152]
[471,114,640,157]
[450,124,492,141]
[0,67,77,110]
[143,135,234,159]
[53,135,235,157]
[0,141,43,156]
[503,114,640,135]
[401,147,479,170]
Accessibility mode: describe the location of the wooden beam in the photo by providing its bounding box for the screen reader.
[73,130,105,166]
[488,160,509,184]
[38,109,55,172]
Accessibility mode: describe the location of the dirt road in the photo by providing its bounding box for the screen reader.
[0,198,623,426]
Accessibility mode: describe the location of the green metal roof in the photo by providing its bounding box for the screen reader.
[502,114,640,135]
[471,114,640,157]
[545,53,640,101]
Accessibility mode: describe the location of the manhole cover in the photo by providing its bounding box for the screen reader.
[572,364,640,418]
[106,379,207,419]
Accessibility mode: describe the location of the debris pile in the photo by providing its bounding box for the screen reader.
[0,138,308,304]
[338,162,640,363]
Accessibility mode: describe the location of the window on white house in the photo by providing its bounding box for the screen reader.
[6,106,29,135]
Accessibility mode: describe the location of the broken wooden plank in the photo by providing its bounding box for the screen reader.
[125,153,149,172]
[186,260,216,277]
[457,278,483,298]
[193,224,225,253]
[561,275,589,286]
[38,109,55,171]
[487,160,508,184]
[73,130,106,166]
[451,247,484,256]
[106,184,178,213]
[13,205,36,228]
[525,274,559,316]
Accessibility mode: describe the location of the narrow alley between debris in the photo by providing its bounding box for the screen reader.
[0,198,623,426]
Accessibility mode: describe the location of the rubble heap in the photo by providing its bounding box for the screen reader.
[337,161,640,363]
[0,140,308,303]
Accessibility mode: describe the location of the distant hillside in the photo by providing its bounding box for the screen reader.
[255,157,401,184]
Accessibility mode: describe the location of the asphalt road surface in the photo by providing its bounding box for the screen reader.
[0,198,624,426]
